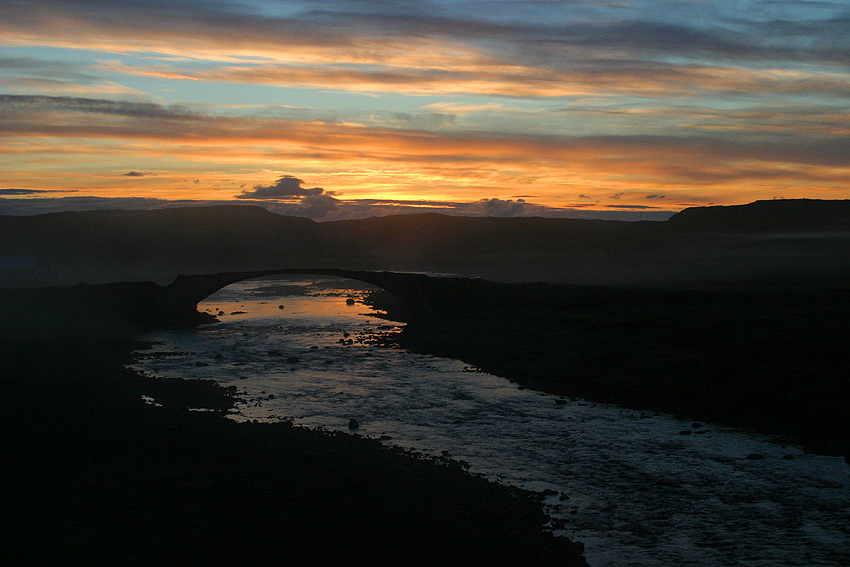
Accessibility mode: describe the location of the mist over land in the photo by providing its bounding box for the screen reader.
[2,199,850,564]
[4,197,847,454]
[3,199,850,289]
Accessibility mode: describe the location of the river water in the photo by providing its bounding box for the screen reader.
[131,278,850,566]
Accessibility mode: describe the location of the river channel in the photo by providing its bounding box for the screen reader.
[131,278,850,566]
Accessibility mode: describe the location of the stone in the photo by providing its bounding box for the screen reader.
[348,419,359,430]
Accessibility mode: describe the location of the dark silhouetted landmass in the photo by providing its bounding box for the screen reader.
[667,199,850,233]
[3,199,850,289]
[0,284,586,566]
[318,212,648,258]
[366,279,850,459]
[0,205,326,284]
[3,199,850,562]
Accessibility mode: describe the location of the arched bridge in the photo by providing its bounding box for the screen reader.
[148,268,436,322]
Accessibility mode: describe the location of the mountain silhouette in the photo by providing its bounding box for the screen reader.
[2,199,849,288]
[667,199,850,233]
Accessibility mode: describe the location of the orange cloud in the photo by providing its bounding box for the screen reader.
[89,56,850,100]
[2,95,848,207]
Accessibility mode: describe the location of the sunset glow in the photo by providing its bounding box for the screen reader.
[2,0,848,219]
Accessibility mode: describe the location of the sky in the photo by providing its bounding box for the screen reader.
[1,0,848,220]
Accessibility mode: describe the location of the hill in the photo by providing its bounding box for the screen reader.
[667,199,850,233]
[0,205,327,284]
[2,199,849,289]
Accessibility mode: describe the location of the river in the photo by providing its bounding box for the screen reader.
[131,277,850,566]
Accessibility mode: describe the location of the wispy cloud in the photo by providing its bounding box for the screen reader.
[91,55,850,101]
[0,188,71,195]
[5,1,847,66]
[2,94,848,207]
[1,1,849,212]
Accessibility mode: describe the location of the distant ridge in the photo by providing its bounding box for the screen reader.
[667,199,850,233]
[0,205,325,283]
[3,200,850,288]
[316,212,649,261]
[0,205,320,256]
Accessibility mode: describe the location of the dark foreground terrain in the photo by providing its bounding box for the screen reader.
[3,268,849,566]
[0,286,586,566]
[370,279,850,459]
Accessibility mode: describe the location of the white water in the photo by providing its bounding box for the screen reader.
[131,279,850,566]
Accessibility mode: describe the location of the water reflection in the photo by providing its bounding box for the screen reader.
[132,278,850,567]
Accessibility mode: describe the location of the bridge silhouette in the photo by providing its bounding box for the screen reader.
[148,268,437,321]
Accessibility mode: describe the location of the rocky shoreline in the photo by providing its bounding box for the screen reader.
[0,284,587,566]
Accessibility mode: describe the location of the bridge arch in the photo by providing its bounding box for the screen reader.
[148,268,435,322]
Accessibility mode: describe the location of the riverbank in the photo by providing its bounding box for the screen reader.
[368,281,850,459]
[0,285,586,566]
